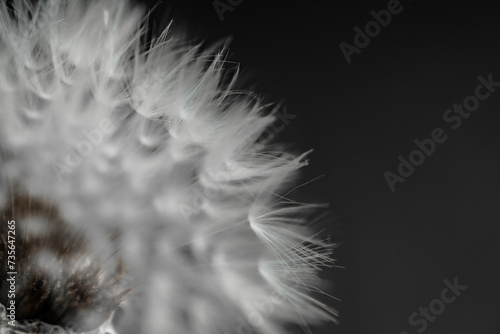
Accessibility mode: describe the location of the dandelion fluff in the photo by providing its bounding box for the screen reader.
[0,0,339,333]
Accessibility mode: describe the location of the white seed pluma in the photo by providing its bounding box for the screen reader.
[0,0,339,333]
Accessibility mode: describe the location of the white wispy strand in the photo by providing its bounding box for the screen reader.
[0,0,338,333]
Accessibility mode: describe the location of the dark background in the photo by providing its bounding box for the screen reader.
[142,1,500,333]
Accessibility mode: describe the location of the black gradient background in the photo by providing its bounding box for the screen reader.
[143,1,500,333]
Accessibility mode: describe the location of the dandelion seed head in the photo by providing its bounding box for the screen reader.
[0,0,339,333]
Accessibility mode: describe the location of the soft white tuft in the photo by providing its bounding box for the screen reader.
[0,0,339,333]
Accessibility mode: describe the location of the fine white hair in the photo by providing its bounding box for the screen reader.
[0,0,339,333]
